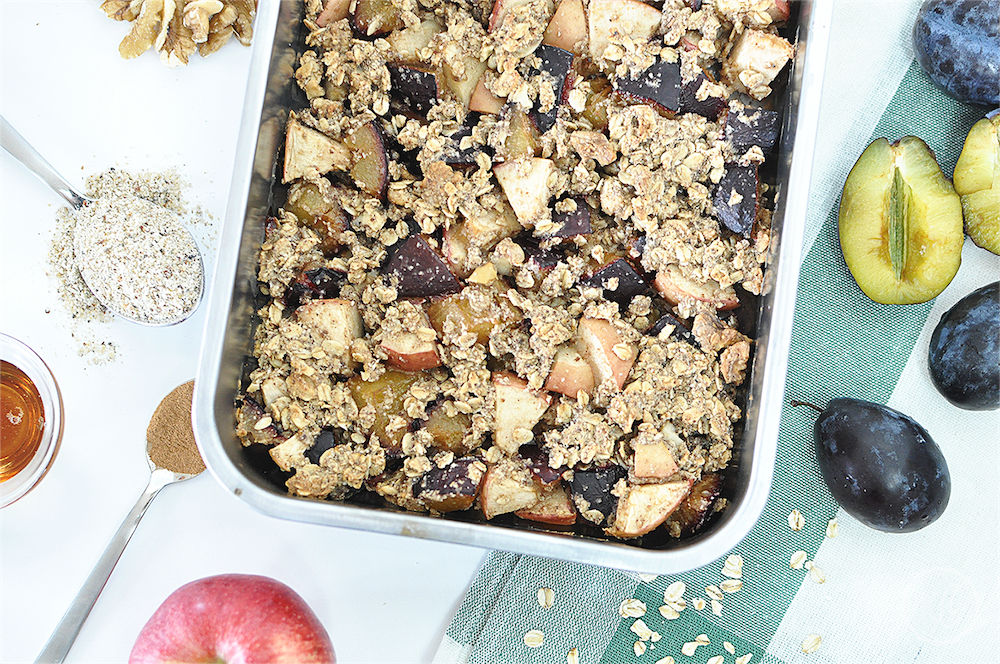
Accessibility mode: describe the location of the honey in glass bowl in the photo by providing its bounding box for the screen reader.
[0,335,63,507]
[1,360,46,481]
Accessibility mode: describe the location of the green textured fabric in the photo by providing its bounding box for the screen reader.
[437,47,991,664]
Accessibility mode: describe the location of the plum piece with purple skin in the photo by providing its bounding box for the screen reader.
[388,63,439,117]
[416,457,487,512]
[569,464,626,525]
[544,196,592,239]
[305,428,340,465]
[614,59,682,115]
[713,163,759,236]
[678,72,727,119]
[725,107,781,154]
[529,44,575,133]
[579,257,648,307]
[285,267,347,308]
[648,312,695,344]
[383,235,462,298]
[519,444,564,485]
[442,126,492,167]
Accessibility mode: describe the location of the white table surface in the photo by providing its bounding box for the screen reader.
[0,3,486,663]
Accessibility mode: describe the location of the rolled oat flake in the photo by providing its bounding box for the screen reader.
[73,193,202,325]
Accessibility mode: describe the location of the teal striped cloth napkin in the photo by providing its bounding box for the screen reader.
[434,1,999,663]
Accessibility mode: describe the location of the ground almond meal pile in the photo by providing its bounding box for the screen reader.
[236,0,795,541]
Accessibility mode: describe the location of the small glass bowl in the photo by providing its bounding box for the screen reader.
[1,334,64,508]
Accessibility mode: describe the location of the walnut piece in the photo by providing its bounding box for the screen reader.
[101,0,255,66]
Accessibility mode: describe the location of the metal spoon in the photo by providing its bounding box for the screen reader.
[34,382,204,664]
[0,115,204,326]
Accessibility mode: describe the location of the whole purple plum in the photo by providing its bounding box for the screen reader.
[913,0,999,106]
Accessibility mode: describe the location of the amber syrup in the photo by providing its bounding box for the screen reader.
[1,360,45,482]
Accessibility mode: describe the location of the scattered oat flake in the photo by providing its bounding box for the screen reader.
[736,655,753,664]
[788,509,805,531]
[801,634,822,654]
[524,630,544,648]
[706,585,724,601]
[826,518,839,538]
[631,619,654,641]
[790,550,807,569]
[681,641,700,657]
[567,647,580,664]
[711,598,723,616]
[722,554,744,579]
[720,579,743,593]
[693,598,707,611]
[620,598,647,618]
[707,657,725,664]
[538,587,555,608]
[696,635,711,646]
[659,604,680,620]
[655,658,676,664]
[634,640,647,656]
[724,642,736,655]
[809,564,826,584]
[665,581,686,602]
[638,573,659,583]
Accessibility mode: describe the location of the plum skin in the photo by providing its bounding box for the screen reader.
[814,398,950,533]
[928,282,1000,410]
[913,0,999,106]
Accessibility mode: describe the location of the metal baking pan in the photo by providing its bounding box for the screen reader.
[194,0,833,574]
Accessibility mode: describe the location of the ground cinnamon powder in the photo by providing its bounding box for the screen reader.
[146,381,205,475]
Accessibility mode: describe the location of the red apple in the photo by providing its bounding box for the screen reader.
[129,574,335,664]
[575,317,637,390]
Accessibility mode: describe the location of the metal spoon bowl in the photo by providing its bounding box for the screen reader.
[0,116,204,326]
[33,384,204,664]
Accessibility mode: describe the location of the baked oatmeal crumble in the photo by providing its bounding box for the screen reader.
[237,0,795,541]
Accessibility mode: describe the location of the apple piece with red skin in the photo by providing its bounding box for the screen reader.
[575,317,637,390]
[386,17,444,63]
[493,371,553,456]
[543,344,595,397]
[653,264,739,311]
[380,311,442,371]
[516,482,577,525]
[469,76,506,114]
[768,0,791,22]
[129,574,335,664]
[493,157,556,227]
[283,118,351,184]
[442,43,489,110]
[605,479,693,539]
[479,456,544,519]
[587,0,661,61]
[713,162,759,236]
[543,0,587,55]
[613,59,682,116]
[315,0,351,27]
[345,121,389,199]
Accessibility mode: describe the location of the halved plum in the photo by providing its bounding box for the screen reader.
[839,136,964,304]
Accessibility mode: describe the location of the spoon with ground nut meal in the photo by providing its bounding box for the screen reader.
[1,116,204,326]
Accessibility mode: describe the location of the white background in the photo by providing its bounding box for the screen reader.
[0,2,485,662]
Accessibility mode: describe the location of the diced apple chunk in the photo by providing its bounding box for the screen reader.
[653,264,739,311]
[605,479,692,538]
[587,0,661,62]
[515,483,577,524]
[442,43,489,110]
[493,157,556,226]
[296,298,364,365]
[721,29,794,100]
[544,345,595,398]
[575,317,637,390]
[386,17,444,63]
[543,0,587,55]
[469,75,506,114]
[380,311,441,371]
[283,118,351,184]
[480,457,544,519]
[632,441,678,480]
[493,371,552,456]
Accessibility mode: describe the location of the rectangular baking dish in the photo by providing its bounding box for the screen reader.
[194,0,833,574]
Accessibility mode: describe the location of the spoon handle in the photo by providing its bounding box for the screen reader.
[34,469,176,664]
[0,116,92,209]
